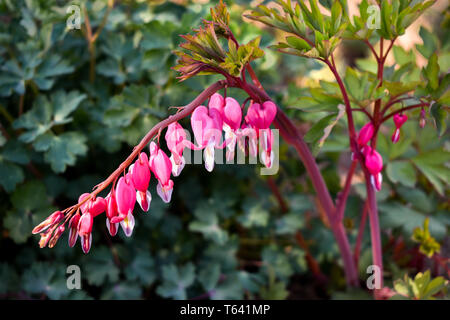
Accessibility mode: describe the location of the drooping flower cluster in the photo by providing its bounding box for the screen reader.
[357,122,384,191]
[33,93,277,253]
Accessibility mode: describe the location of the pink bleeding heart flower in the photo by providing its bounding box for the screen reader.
[208,93,225,118]
[112,175,136,234]
[131,152,152,212]
[223,97,242,131]
[222,97,242,161]
[419,109,426,128]
[149,142,174,203]
[32,210,64,234]
[245,101,277,130]
[239,121,258,158]
[68,212,80,247]
[393,114,408,128]
[105,192,119,236]
[391,114,408,144]
[165,122,187,177]
[364,147,383,175]
[89,197,107,217]
[364,146,384,192]
[78,193,91,214]
[189,106,224,172]
[77,212,93,254]
[260,128,274,168]
[357,122,374,146]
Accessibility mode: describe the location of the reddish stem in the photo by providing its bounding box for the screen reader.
[336,159,358,223]
[354,200,368,267]
[243,82,359,287]
[382,103,429,122]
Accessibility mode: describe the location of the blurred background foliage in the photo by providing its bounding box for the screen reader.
[0,0,448,300]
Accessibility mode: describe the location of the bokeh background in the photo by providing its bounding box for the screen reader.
[0,0,448,299]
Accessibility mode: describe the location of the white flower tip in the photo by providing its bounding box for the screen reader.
[157,182,173,203]
[120,212,135,237]
[137,190,152,212]
[106,218,118,236]
[81,234,92,254]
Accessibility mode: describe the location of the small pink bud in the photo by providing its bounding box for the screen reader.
[32,210,63,234]
[365,148,383,175]
[48,224,65,248]
[68,213,80,247]
[420,109,426,128]
[357,122,374,146]
[393,114,408,128]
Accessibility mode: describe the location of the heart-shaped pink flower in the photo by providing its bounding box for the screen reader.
[357,122,374,146]
[223,97,242,131]
[115,175,136,216]
[208,93,225,118]
[246,101,277,129]
[89,197,107,217]
[393,114,408,128]
[131,152,151,192]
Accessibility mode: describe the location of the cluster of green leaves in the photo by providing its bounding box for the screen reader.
[393,270,448,300]
[247,0,348,59]
[174,0,264,80]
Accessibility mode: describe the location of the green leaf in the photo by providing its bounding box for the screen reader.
[35,132,87,173]
[189,201,229,245]
[101,282,142,300]
[275,212,305,235]
[416,27,438,59]
[0,160,24,192]
[84,246,120,286]
[23,262,69,299]
[198,263,221,291]
[423,53,440,91]
[396,186,434,213]
[4,180,55,243]
[411,149,450,196]
[238,198,270,228]
[386,161,417,187]
[126,251,156,286]
[156,263,196,300]
[52,90,86,125]
[430,103,447,137]
[379,202,446,240]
